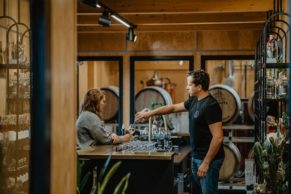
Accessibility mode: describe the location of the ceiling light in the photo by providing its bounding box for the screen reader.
[81,0,138,39]
[126,27,137,42]
[111,14,131,28]
[96,2,101,8]
[98,11,111,27]
[81,0,98,8]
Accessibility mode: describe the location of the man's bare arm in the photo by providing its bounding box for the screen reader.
[135,102,186,122]
[197,121,224,177]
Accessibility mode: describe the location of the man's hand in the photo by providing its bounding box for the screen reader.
[197,161,210,178]
[135,111,151,122]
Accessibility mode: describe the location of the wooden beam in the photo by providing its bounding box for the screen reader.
[78,0,273,13]
[50,1,77,194]
[77,11,267,25]
[77,23,265,32]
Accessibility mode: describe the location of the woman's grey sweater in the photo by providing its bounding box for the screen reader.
[76,111,113,149]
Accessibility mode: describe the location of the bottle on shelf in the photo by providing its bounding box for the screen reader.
[266,34,276,63]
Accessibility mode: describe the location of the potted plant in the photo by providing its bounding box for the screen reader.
[253,114,288,194]
[77,155,130,194]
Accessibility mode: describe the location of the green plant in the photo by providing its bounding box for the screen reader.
[151,102,163,110]
[94,155,130,194]
[281,112,288,129]
[77,158,91,194]
[77,155,130,194]
[253,134,287,194]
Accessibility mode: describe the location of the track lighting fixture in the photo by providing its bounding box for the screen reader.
[81,0,138,42]
[98,11,111,27]
[81,0,99,8]
[111,14,131,28]
[81,0,137,28]
[126,27,137,42]
[96,2,101,8]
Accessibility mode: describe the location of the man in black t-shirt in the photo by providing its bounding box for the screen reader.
[135,70,224,194]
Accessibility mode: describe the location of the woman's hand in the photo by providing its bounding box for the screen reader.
[122,134,133,142]
[111,133,119,144]
[112,133,133,144]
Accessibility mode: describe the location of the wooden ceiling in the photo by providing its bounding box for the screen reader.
[77,0,275,33]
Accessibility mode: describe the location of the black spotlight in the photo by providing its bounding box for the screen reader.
[81,0,99,7]
[98,11,111,27]
[126,27,137,42]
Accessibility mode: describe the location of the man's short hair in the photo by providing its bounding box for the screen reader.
[187,70,210,90]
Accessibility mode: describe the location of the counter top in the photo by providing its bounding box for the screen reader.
[77,144,174,160]
[174,145,191,164]
[77,144,192,161]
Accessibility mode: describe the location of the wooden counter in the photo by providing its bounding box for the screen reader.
[77,144,192,194]
[174,145,191,164]
[77,145,175,160]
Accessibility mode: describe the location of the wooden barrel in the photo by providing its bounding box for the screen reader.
[247,92,255,122]
[219,142,241,181]
[209,84,241,124]
[100,86,119,122]
[135,86,173,112]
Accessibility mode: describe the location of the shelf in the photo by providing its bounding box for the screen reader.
[254,80,264,86]
[0,63,30,69]
[255,98,288,102]
[264,98,288,102]
[7,97,30,100]
[264,63,290,68]
[223,125,254,130]
[223,137,255,143]
[218,182,246,191]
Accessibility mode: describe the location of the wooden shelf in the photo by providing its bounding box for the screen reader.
[0,63,30,69]
[264,63,290,68]
[218,182,246,191]
[7,96,30,100]
[223,125,254,130]
[223,137,255,143]
[264,98,288,102]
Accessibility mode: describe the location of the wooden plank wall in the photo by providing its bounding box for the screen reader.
[78,61,119,109]
[50,0,77,194]
[78,29,262,126]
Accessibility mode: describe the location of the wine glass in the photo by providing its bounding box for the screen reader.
[128,124,135,135]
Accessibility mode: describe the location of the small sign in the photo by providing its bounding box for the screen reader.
[245,159,256,192]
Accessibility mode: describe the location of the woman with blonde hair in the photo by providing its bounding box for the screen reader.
[77,88,132,149]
